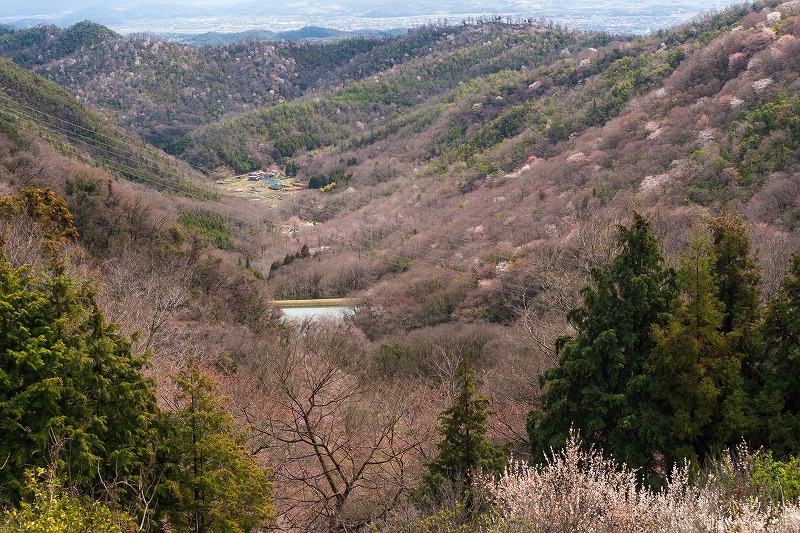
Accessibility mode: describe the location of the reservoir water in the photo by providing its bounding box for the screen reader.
[280,305,352,321]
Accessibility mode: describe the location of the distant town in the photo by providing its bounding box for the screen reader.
[1,0,740,37]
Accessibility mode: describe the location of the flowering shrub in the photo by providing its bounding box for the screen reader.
[490,435,800,532]
[492,437,656,533]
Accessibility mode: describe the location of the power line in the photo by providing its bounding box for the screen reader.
[0,100,274,225]
[0,90,485,252]
[0,92,476,274]
[0,95,206,195]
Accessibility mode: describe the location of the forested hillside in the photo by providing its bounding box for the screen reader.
[0,56,211,196]
[2,0,800,531]
[0,21,517,148]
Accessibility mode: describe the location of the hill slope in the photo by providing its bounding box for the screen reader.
[1,1,798,337]
[0,56,211,196]
[255,0,800,334]
[0,22,501,147]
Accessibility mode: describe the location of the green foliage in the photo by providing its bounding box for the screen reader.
[674,129,694,144]
[163,135,194,156]
[0,117,24,150]
[272,133,319,160]
[419,363,506,509]
[284,160,299,177]
[749,253,800,457]
[308,174,329,189]
[416,498,500,533]
[177,211,233,250]
[0,22,117,67]
[736,94,800,180]
[391,257,411,273]
[749,452,800,503]
[455,102,533,162]
[703,214,761,452]
[158,360,274,533]
[308,169,351,191]
[645,238,741,471]
[61,176,116,253]
[186,103,336,173]
[0,187,79,254]
[528,213,677,478]
[2,468,129,533]
[580,54,660,127]
[0,259,158,504]
[706,213,760,333]
[332,76,431,106]
[709,445,800,509]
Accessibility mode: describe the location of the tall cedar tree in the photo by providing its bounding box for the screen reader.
[707,213,760,335]
[420,362,506,508]
[158,360,274,533]
[750,254,800,456]
[0,259,158,503]
[707,213,762,394]
[645,238,743,473]
[706,213,756,450]
[527,212,676,475]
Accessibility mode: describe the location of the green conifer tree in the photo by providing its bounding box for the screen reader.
[706,213,761,451]
[420,363,505,510]
[707,212,760,334]
[750,254,800,456]
[527,212,677,476]
[159,360,274,533]
[0,259,158,504]
[646,238,741,470]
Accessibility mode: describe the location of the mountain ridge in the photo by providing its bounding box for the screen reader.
[0,0,744,36]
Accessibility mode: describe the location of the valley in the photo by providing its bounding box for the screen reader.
[1,0,800,531]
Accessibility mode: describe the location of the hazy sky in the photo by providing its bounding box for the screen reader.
[4,0,736,14]
[1,0,742,35]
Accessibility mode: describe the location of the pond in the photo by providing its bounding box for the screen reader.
[279,305,352,321]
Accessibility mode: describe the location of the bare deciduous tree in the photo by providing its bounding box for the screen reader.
[229,325,437,532]
[97,251,191,354]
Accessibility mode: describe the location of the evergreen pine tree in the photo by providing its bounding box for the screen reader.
[527,212,677,476]
[420,362,505,509]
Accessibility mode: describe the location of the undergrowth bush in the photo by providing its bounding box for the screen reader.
[1,468,131,532]
[490,434,800,532]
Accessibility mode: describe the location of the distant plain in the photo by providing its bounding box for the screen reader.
[1,0,743,36]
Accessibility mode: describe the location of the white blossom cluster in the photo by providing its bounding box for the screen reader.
[490,434,800,532]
